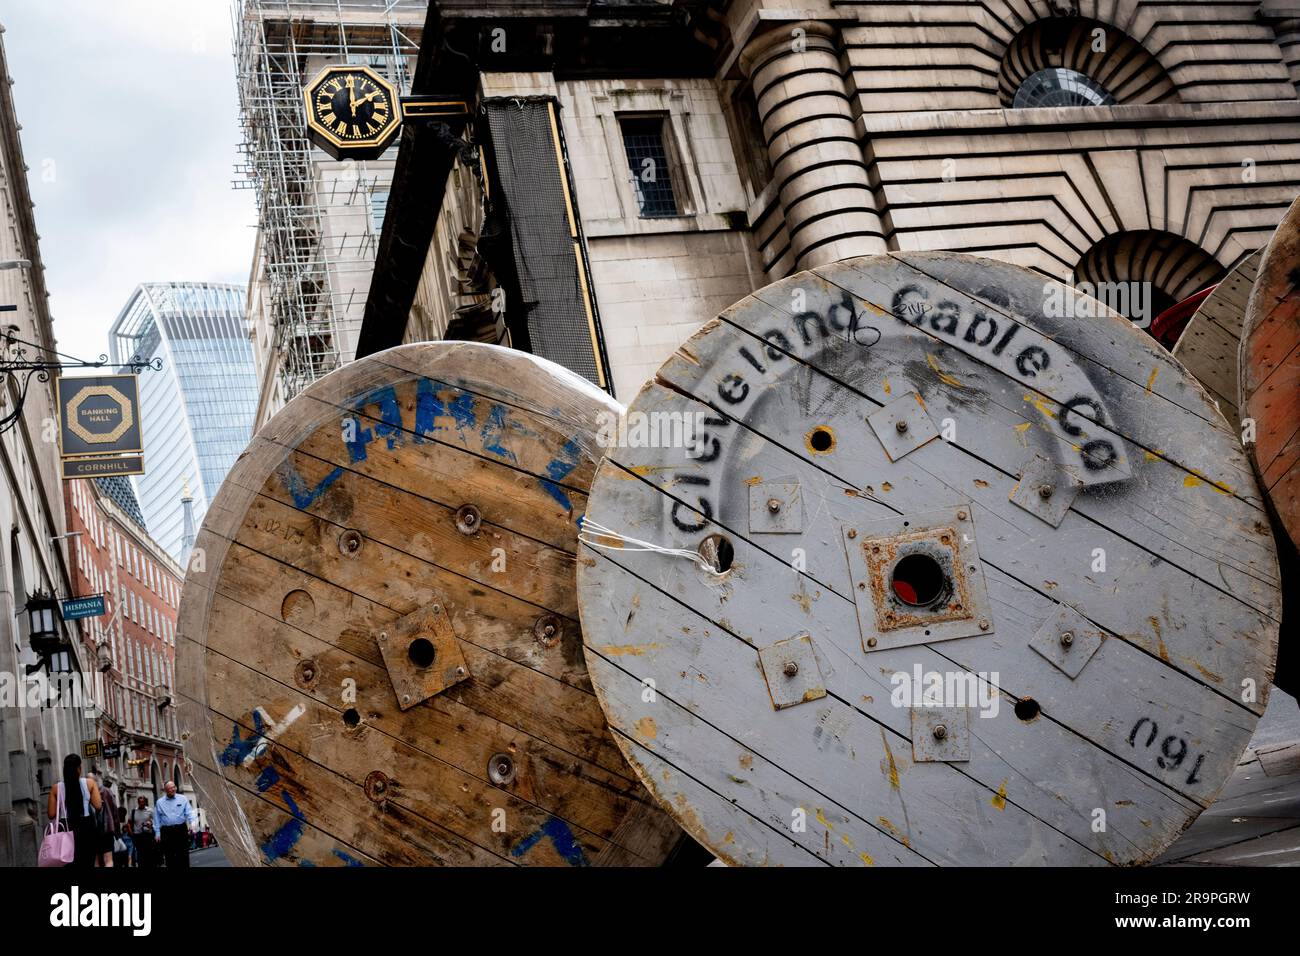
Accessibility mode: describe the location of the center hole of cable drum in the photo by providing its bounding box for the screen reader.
[408,637,436,668]
[890,553,947,606]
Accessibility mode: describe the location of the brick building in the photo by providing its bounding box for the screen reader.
[353,0,1300,400]
[63,476,191,813]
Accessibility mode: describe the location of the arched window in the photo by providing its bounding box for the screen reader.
[1074,232,1224,333]
[1000,18,1177,108]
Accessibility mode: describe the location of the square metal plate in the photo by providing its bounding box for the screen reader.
[911,706,971,762]
[376,601,471,710]
[866,392,939,461]
[749,481,803,534]
[758,634,826,710]
[1028,603,1104,679]
[1009,453,1083,527]
[842,506,993,653]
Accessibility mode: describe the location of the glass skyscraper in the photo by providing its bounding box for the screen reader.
[109,282,256,563]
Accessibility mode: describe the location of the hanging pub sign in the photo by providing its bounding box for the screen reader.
[56,375,145,479]
[102,743,121,759]
[82,740,101,760]
[59,595,106,621]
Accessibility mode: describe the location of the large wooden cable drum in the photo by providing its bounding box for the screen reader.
[1242,196,1300,553]
[177,342,683,866]
[576,253,1281,866]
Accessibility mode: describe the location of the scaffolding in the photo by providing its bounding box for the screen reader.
[233,0,426,405]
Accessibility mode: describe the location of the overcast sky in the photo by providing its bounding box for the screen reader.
[1,0,255,359]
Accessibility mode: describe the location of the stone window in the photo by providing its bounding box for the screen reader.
[618,114,681,218]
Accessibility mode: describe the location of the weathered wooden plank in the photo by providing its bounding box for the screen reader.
[578,253,1280,865]
[1173,249,1262,432]
[178,342,685,866]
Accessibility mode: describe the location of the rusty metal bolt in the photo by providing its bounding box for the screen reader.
[895,420,909,434]
[1037,485,1053,500]
[1060,631,1074,648]
[533,614,562,649]
[957,510,968,521]
[338,529,363,556]
[783,661,799,678]
[978,619,991,631]
[933,724,948,741]
[456,666,467,678]
[767,498,782,514]
[847,529,857,539]
[867,637,878,648]
[364,771,389,803]
[455,504,482,535]
[294,659,318,689]
[870,544,881,553]
[378,631,388,643]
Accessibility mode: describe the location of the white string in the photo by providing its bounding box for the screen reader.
[579,517,715,572]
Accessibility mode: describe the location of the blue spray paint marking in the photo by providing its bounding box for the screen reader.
[279,462,345,510]
[255,765,281,793]
[413,378,476,442]
[261,792,307,862]
[345,385,404,462]
[538,439,583,514]
[217,712,266,767]
[510,816,589,867]
[333,849,365,867]
[480,404,517,462]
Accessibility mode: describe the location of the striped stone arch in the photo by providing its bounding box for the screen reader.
[998,16,1178,107]
[1074,231,1225,323]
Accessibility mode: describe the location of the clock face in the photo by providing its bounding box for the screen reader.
[302,65,402,159]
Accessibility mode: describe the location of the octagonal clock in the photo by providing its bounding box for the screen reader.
[302,64,403,160]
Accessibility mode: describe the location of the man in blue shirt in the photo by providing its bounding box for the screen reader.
[153,780,197,868]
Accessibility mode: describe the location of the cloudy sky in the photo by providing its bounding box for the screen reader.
[1,0,255,359]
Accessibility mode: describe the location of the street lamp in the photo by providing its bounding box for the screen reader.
[26,593,58,651]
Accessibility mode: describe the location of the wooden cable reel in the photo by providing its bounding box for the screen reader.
[1242,197,1300,554]
[1241,196,1300,697]
[576,252,1282,866]
[176,342,683,866]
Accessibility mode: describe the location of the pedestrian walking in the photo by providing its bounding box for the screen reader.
[129,796,155,868]
[89,772,118,867]
[115,807,132,868]
[153,780,196,868]
[46,753,101,868]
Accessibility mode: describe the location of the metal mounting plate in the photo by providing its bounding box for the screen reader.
[757,634,826,710]
[843,506,993,653]
[376,601,471,710]
[911,706,971,762]
[1009,453,1083,527]
[1028,603,1105,679]
[866,391,939,461]
[749,481,803,534]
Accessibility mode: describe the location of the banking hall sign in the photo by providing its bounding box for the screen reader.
[56,375,145,479]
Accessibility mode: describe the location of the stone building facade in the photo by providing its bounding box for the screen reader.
[360,0,1300,402]
[0,25,93,867]
[63,478,189,814]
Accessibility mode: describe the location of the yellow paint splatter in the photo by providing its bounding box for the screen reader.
[1022,393,1057,420]
[882,376,892,395]
[1013,422,1032,433]
[926,353,963,388]
[881,733,901,790]
[1183,472,1232,495]
[840,834,854,848]
[744,476,763,486]
[1192,661,1224,683]
[815,808,832,830]
[991,780,1008,811]
[596,643,662,657]
[1145,367,1159,394]
[635,717,658,740]
[881,481,893,492]
[860,852,875,866]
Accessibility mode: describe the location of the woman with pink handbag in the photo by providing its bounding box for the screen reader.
[40,753,102,867]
